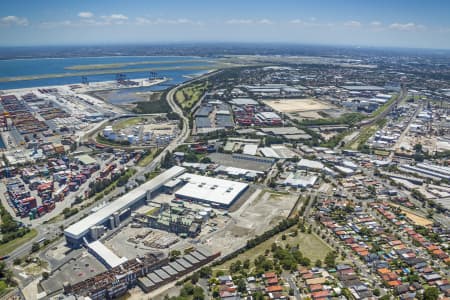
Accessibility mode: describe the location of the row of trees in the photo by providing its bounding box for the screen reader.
[0,204,30,244]
[245,218,298,249]
[87,168,136,199]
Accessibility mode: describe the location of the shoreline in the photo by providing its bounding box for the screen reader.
[0,65,216,83]
[0,77,168,95]
[0,68,216,95]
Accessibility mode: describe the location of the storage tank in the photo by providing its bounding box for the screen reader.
[127,135,135,144]
[109,216,116,229]
[198,211,209,221]
[103,126,113,137]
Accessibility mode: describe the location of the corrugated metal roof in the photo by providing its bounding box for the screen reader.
[64,166,186,239]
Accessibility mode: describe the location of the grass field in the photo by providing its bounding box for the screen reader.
[112,117,145,130]
[374,149,390,156]
[175,81,209,110]
[95,133,130,147]
[137,150,156,167]
[0,229,38,257]
[213,230,332,273]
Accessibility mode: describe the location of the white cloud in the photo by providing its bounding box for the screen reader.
[389,22,426,31]
[109,14,128,20]
[100,14,129,25]
[135,17,152,25]
[259,19,274,25]
[226,19,253,25]
[226,19,273,25]
[1,15,29,26]
[343,20,361,28]
[78,12,94,18]
[135,17,202,25]
[370,21,382,27]
[289,19,333,28]
[290,19,304,24]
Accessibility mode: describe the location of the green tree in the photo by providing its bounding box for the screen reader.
[31,242,40,253]
[200,157,212,163]
[423,287,439,300]
[324,251,337,268]
[42,272,49,280]
[180,282,194,296]
[243,259,250,269]
[199,266,212,278]
[192,286,204,300]
[414,143,423,153]
[237,278,247,293]
[190,272,200,284]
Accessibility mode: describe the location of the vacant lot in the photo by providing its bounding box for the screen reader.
[112,117,146,130]
[404,211,433,226]
[264,98,334,113]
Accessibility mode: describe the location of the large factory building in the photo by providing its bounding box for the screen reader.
[64,166,186,248]
[174,173,249,209]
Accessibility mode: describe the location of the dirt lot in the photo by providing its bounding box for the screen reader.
[264,98,334,113]
[199,189,299,256]
[390,203,433,226]
[404,211,433,226]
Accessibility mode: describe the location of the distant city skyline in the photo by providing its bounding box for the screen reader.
[1,0,449,49]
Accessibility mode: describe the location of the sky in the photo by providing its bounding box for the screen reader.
[1,0,449,49]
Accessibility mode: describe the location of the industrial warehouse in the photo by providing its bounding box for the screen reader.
[174,173,249,208]
[63,247,220,299]
[64,166,249,247]
[64,166,186,247]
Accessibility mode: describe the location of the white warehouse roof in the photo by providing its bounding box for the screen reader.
[259,147,280,158]
[64,166,186,239]
[283,172,318,187]
[87,240,127,268]
[175,173,248,207]
[243,144,258,156]
[297,159,324,170]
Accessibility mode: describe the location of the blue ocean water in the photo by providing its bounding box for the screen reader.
[0,56,214,90]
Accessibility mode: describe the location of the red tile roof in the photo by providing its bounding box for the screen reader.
[266,285,283,293]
